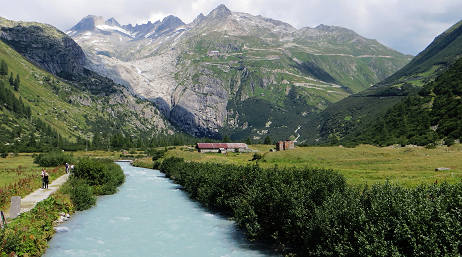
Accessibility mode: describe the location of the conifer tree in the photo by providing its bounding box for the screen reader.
[245,137,252,145]
[13,74,20,91]
[264,135,272,145]
[0,60,7,76]
[9,72,14,85]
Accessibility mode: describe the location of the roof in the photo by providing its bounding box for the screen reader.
[196,143,248,149]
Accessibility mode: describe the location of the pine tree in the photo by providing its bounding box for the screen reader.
[13,74,20,91]
[9,72,14,85]
[264,135,272,145]
[245,137,252,145]
[222,135,230,143]
[0,60,7,76]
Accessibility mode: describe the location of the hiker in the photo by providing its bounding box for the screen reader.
[41,169,46,189]
[44,171,49,189]
[65,162,69,174]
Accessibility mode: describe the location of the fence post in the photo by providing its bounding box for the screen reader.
[9,196,21,219]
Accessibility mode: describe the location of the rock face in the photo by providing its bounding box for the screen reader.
[0,17,173,136]
[68,4,411,139]
[0,17,85,76]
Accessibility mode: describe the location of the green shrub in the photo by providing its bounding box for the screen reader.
[0,193,73,256]
[251,153,262,161]
[147,148,166,161]
[33,151,74,167]
[0,152,7,158]
[158,158,462,257]
[68,178,96,211]
[73,158,125,195]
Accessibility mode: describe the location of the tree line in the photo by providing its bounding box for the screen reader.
[0,80,30,118]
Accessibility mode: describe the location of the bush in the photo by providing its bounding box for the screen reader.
[33,151,74,167]
[251,153,262,161]
[73,158,125,195]
[68,178,96,211]
[158,158,462,257]
[147,148,166,161]
[0,152,7,158]
[0,193,73,256]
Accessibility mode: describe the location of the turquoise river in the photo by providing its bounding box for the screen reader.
[44,162,278,257]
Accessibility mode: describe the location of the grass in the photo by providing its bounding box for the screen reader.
[0,40,96,141]
[0,154,65,212]
[151,144,462,187]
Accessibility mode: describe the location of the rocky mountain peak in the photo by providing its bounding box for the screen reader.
[105,17,121,27]
[315,24,353,34]
[207,4,232,19]
[193,13,206,25]
[70,15,104,32]
[160,15,185,28]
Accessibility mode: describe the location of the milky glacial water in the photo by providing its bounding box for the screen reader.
[44,162,277,257]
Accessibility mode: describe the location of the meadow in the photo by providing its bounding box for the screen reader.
[0,153,64,212]
[141,144,462,186]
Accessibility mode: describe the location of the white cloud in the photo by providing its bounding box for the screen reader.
[1,0,461,55]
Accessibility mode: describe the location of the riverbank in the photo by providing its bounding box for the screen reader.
[0,157,125,256]
[156,157,462,257]
[0,153,66,213]
[45,162,276,257]
[134,144,462,186]
[0,190,74,257]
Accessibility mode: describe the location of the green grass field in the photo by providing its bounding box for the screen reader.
[153,144,462,186]
[0,153,64,212]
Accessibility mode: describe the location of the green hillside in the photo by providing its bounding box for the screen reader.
[343,57,462,146]
[174,25,410,141]
[309,20,462,144]
[0,39,171,152]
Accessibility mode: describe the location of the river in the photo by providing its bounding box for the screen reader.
[44,162,277,257]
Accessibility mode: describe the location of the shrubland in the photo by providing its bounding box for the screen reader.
[159,157,462,256]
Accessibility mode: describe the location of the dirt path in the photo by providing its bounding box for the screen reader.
[18,174,70,214]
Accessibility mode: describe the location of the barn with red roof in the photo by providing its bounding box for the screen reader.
[196,143,250,153]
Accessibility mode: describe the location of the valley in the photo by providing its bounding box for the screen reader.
[0,2,462,257]
[68,4,411,140]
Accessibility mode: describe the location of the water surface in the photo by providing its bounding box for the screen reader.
[44,162,277,257]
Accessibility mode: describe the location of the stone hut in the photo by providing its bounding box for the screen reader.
[276,140,295,151]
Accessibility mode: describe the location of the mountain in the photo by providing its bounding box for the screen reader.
[68,4,411,140]
[344,57,462,146]
[0,17,85,76]
[0,17,173,151]
[67,14,185,40]
[311,19,462,144]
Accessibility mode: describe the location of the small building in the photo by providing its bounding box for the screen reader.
[196,143,249,153]
[276,140,295,151]
[207,50,220,57]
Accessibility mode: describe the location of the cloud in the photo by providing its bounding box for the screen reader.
[1,0,461,55]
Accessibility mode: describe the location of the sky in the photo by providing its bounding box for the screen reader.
[1,0,461,55]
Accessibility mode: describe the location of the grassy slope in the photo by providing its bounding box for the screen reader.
[177,30,409,141]
[148,144,462,187]
[0,40,100,141]
[311,20,462,144]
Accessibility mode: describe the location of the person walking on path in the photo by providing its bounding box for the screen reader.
[44,171,49,189]
[41,169,46,189]
[65,162,69,174]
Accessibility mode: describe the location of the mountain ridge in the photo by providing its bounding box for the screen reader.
[309,19,462,144]
[67,4,411,140]
[0,17,175,150]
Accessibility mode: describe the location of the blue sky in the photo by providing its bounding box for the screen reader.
[2,0,461,55]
